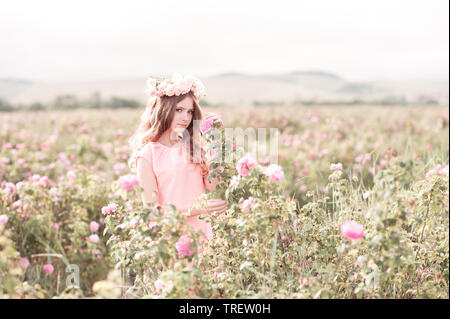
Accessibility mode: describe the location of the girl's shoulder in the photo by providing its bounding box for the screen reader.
[136,142,159,166]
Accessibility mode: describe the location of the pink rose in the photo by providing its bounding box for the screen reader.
[20,257,30,269]
[330,163,343,171]
[200,118,214,133]
[236,156,257,177]
[265,164,284,182]
[12,200,22,209]
[38,176,51,187]
[49,187,59,196]
[229,175,240,188]
[89,234,100,243]
[341,220,364,240]
[175,235,194,257]
[2,142,12,149]
[154,279,165,292]
[43,264,54,275]
[102,203,118,215]
[4,182,16,194]
[118,174,139,191]
[16,181,27,190]
[240,197,257,213]
[0,214,8,225]
[90,221,100,232]
[66,170,76,180]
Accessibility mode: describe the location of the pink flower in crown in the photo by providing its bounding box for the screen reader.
[157,82,168,96]
[146,77,157,90]
[341,220,364,241]
[146,74,206,100]
[165,84,177,96]
[236,156,258,177]
[193,80,206,100]
[146,77,157,88]
[174,87,183,96]
[172,73,183,84]
[180,77,194,93]
[118,174,139,191]
[175,235,194,257]
[265,164,284,182]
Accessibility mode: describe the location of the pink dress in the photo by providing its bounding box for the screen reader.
[136,141,213,240]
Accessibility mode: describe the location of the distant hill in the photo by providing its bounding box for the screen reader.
[287,70,343,79]
[1,71,448,106]
[0,78,34,101]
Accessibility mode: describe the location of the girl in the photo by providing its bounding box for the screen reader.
[129,74,228,241]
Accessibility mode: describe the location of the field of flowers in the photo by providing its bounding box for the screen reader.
[0,105,448,299]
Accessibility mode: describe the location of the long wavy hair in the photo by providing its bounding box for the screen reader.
[128,91,208,176]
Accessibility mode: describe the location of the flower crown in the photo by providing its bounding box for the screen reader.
[145,73,206,101]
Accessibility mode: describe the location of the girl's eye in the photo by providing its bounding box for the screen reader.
[176,108,193,114]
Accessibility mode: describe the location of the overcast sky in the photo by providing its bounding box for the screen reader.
[1,0,448,83]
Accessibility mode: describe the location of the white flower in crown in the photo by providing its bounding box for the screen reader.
[145,73,206,100]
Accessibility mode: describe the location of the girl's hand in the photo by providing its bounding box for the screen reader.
[205,198,228,216]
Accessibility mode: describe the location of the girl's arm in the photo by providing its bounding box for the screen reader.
[136,157,159,208]
[178,199,228,217]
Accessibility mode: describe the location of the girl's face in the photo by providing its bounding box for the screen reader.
[171,94,194,132]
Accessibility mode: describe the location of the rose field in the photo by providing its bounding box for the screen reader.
[0,105,448,299]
